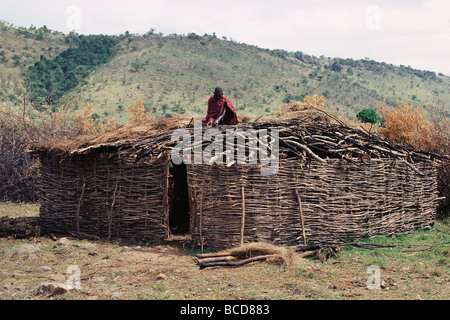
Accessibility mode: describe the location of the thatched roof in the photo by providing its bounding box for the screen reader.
[28,117,193,156]
[28,105,448,172]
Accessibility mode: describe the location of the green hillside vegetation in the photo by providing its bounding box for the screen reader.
[0,22,449,125]
[0,21,69,105]
[62,32,450,124]
[27,34,119,108]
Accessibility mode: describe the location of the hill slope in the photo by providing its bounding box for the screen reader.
[1,22,449,124]
[0,21,70,105]
[63,33,450,123]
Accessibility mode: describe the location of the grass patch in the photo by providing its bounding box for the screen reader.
[0,202,39,218]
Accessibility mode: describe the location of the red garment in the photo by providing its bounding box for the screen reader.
[168,173,174,213]
[205,95,239,125]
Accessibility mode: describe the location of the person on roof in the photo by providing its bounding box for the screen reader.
[205,87,239,126]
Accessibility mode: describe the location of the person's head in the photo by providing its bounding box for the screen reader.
[214,87,223,100]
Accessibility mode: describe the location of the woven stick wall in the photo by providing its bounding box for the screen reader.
[187,158,438,250]
[38,152,170,241]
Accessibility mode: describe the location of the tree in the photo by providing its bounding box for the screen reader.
[356,108,381,124]
[330,61,342,72]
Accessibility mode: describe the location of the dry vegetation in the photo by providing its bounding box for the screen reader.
[376,100,450,209]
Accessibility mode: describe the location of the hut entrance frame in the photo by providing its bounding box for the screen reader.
[168,161,190,235]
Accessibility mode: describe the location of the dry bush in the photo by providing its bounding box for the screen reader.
[75,104,117,135]
[126,100,151,123]
[377,100,434,150]
[377,100,450,209]
[0,97,81,202]
[303,94,327,108]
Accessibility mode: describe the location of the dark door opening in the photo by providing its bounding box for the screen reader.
[168,162,190,234]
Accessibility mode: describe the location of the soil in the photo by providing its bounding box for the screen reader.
[0,216,45,239]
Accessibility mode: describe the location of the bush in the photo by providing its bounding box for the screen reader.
[377,100,450,209]
[356,108,381,124]
[377,100,433,150]
[0,103,76,202]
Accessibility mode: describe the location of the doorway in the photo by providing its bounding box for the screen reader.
[168,162,190,234]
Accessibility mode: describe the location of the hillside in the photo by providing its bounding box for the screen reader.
[1,22,449,124]
[0,21,69,105]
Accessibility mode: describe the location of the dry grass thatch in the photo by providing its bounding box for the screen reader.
[196,242,296,268]
[29,117,194,156]
[220,242,294,262]
[274,102,337,124]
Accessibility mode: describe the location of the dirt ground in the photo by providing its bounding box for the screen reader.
[0,203,448,301]
[0,234,448,301]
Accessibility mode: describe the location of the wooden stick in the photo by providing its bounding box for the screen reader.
[108,180,119,241]
[199,254,279,269]
[294,188,307,245]
[297,250,318,259]
[240,186,246,247]
[199,192,204,254]
[75,177,86,234]
[196,251,234,259]
[197,256,238,264]
[289,244,321,252]
[283,139,326,163]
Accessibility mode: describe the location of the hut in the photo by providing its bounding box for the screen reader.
[29,109,444,250]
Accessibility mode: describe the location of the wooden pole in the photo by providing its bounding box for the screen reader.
[199,192,204,254]
[240,186,246,247]
[295,188,307,245]
[76,177,86,234]
[108,180,119,241]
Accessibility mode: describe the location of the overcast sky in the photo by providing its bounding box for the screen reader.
[1,0,449,75]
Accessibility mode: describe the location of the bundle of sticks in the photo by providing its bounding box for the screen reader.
[196,242,341,269]
[159,118,448,174]
[255,121,448,168]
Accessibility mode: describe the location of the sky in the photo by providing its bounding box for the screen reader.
[1,0,449,75]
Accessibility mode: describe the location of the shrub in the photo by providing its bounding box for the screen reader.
[377,100,433,150]
[356,108,381,125]
[75,104,117,134]
[0,101,76,202]
[377,100,450,209]
[126,100,151,123]
[303,94,327,108]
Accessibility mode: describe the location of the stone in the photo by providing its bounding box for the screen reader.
[57,237,72,246]
[49,274,66,282]
[155,273,167,280]
[26,254,38,261]
[36,283,68,297]
[3,284,13,290]
[14,244,40,255]
[77,243,97,252]
[109,292,124,300]
[37,266,52,273]
[14,285,26,292]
